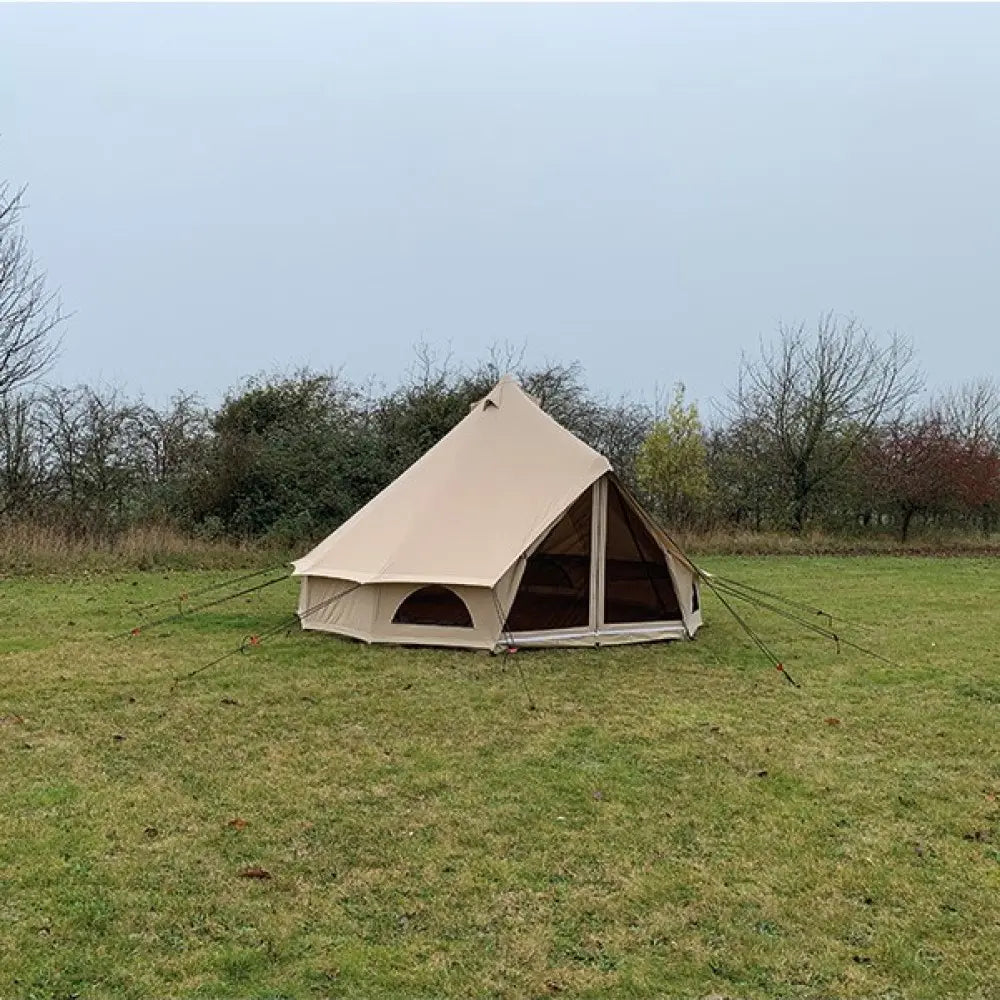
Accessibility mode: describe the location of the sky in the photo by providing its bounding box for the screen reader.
[2,2,999,415]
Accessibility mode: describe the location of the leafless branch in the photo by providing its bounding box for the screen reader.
[727,312,924,529]
[0,181,64,394]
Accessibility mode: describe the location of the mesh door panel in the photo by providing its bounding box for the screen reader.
[504,491,592,632]
[604,486,681,623]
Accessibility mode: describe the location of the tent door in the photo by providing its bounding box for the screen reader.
[503,475,685,641]
[601,478,683,625]
[502,488,593,632]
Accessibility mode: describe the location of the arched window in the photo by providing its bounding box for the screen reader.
[392,586,474,628]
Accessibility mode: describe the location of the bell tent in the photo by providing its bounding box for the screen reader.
[292,376,703,650]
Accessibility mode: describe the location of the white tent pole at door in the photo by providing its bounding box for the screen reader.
[588,475,608,637]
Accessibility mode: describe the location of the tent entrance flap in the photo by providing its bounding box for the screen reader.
[503,488,592,632]
[603,482,683,623]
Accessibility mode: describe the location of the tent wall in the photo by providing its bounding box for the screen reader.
[298,577,378,642]
[298,577,501,650]
[505,621,689,648]
[666,557,701,633]
[371,582,500,648]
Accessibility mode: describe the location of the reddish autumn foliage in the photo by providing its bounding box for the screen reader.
[861,416,1000,539]
[951,440,1000,512]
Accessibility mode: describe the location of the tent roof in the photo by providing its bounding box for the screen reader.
[292,376,612,587]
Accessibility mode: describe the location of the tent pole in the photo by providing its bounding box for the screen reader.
[588,476,607,641]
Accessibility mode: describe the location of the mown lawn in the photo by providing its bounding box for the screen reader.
[1,558,999,999]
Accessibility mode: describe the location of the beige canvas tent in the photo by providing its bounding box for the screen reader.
[292,376,702,650]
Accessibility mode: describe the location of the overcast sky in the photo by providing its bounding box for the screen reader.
[3,3,998,413]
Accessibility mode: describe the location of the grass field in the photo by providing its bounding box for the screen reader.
[2,557,999,999]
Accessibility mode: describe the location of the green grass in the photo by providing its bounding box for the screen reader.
[1,558,999,999]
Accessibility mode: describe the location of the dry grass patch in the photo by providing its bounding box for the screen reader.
[682,528,1000,558]
[0,521,285,575]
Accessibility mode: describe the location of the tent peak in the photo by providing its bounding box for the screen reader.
[471,374,526,412]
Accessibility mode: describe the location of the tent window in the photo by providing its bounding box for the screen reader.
[604,485,682,624]
[692,582,699,613]
[392,586,474,628]
[504,490,592,632]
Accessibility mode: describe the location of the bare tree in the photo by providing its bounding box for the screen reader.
[730,313,923,530]
[0,391,41,517]
[934,378,1000,449]
[0,182,63,395]
[37,384,90,524]
[133,392,209,486]
[38,384,145,536]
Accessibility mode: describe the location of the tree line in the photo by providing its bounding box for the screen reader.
[641,317,999,541]
[2,177,997,546]
[0,333,995,547]
[0,351,650,544]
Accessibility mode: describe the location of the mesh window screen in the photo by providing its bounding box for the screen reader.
[604,485,682,624]
[392,586,474,627]
[504,490,592,632]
